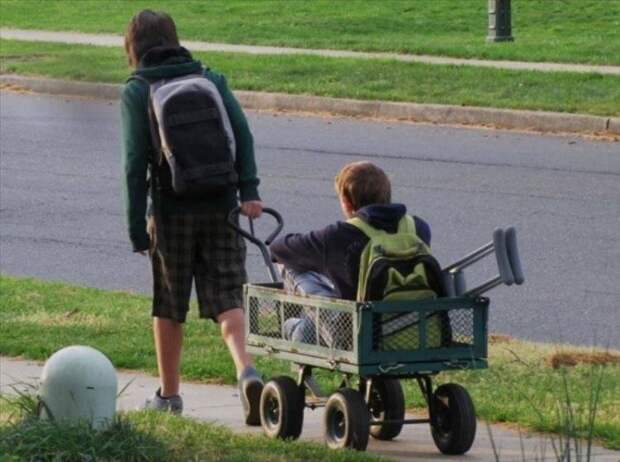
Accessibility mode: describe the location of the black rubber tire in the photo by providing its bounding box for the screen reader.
[259,376,304,440]
[430,383,476,455]
[363,378,405,440]
[323,388,370,451]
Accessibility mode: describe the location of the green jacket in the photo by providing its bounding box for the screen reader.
[121,54,260,252]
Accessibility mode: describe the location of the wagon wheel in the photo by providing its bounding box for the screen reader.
[324,388,369,451]
[260,376,304,440]
[430,383,476,455]
[362,378,405,440]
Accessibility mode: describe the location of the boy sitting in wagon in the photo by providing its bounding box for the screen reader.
[270,161,446,350]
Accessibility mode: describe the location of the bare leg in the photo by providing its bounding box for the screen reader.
[219,308,262,425]
[217,308,252,378]
[153,317,183,397]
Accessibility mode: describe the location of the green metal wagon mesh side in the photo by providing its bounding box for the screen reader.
[245,284,358,369]
[357,296,489,376]
[245,284,488,376]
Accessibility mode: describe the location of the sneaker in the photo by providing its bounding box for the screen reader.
[238,366,263,426]
[143,388,183,415]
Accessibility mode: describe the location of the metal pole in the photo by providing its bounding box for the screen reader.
[465,275,503,296]
[443,242,494,273]
[487,0,514,42]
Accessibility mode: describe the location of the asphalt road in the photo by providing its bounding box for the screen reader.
[1,91,619,347]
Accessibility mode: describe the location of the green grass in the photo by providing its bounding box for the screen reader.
[0,398,382,461]
[1,275,619,450]
[1,0,619,65]
[2,39,619,117]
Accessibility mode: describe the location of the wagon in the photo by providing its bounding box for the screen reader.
[229,208,524,453]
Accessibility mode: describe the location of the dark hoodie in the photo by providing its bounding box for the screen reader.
[269,204,431,300]
[121,46,260,252]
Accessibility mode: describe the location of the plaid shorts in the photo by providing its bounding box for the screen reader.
[149,211,247,323]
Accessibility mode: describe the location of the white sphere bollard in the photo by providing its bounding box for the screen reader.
[38,345,118,430]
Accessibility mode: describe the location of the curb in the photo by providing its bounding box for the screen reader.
[1,74,618,136]
[1,75,121,100]
[3,28,620,76]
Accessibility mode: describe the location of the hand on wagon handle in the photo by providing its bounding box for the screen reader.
[240,200,264,219]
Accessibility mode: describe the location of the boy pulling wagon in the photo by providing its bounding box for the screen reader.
[121,10,263,424]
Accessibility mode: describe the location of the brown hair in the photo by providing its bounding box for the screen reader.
[334,161,391,210]
[124,10,180,67]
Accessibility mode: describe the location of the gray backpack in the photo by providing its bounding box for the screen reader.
[133,72,238,198]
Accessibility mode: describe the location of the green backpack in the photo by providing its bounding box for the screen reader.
[348,215,448,350]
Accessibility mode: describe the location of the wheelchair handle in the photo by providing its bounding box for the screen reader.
[227,206,284,283]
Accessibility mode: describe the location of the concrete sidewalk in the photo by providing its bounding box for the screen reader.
[2,356,618,461]
[2,28,620,76]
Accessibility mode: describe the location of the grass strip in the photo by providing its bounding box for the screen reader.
[0,397,382,461]
[1,39,619,117]
[1,275,619,449]
[0,0,619,65]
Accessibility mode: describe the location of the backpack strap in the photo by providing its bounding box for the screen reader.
[347,216,374,237]
[347,215,415,238]
[397,215,415,234]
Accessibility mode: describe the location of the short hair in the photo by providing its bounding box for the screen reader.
[124,10,180,67]
[334,161,391,210]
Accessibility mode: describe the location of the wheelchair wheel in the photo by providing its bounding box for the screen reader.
[430,383,476,455]
[324,388,369,451]
[260,376,304,440]
[363,378,405,440]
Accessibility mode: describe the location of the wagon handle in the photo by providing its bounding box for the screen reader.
[227,206,283,283]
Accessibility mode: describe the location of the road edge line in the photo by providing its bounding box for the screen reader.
[1,74,617,136]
